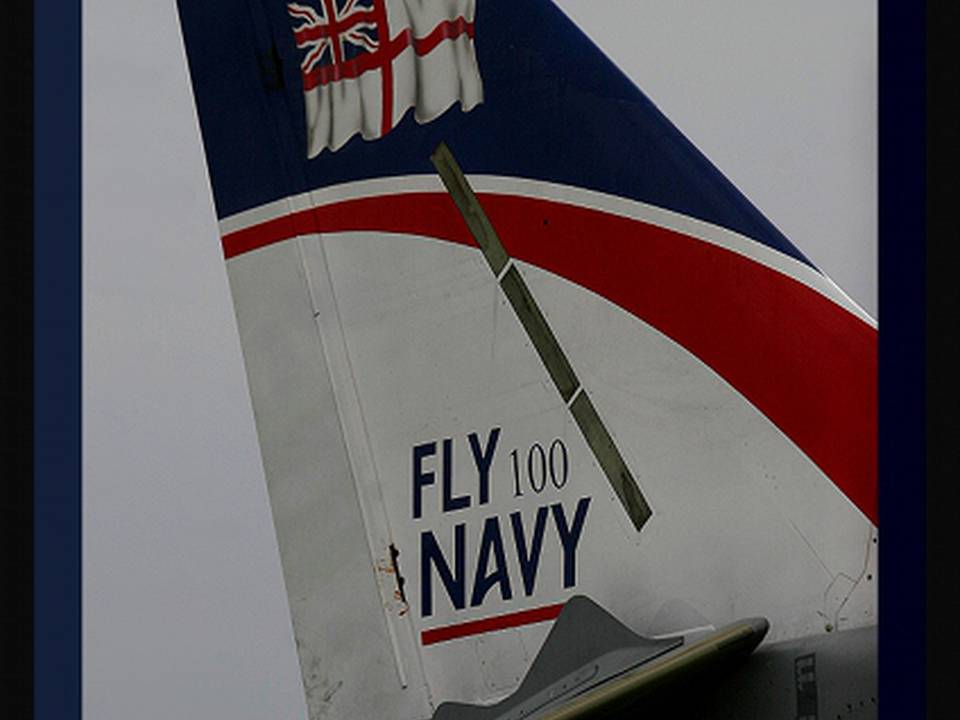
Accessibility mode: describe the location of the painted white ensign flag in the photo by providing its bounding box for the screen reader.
[288,0,483,157]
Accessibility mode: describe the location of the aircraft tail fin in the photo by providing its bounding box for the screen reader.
[177,2,877,717]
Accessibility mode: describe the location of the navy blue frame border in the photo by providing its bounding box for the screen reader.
[34,0,81,717]
[28,2,929,718]
[878,2,926,718]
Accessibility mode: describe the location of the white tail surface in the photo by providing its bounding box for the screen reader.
[223,187,876,716]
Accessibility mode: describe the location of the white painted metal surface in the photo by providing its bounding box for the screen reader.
[225,217,875,716]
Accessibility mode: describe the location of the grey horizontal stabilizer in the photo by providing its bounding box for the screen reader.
[432,596,682,720]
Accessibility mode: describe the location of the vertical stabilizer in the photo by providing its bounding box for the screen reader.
[177,2,877,717]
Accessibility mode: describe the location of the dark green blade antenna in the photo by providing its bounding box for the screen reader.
[431,141,652,533]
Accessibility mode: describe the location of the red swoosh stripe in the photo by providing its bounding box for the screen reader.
[421,603,564,646]
[221,193,878,525]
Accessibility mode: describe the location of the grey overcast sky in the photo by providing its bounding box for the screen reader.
[83,2,876,719]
